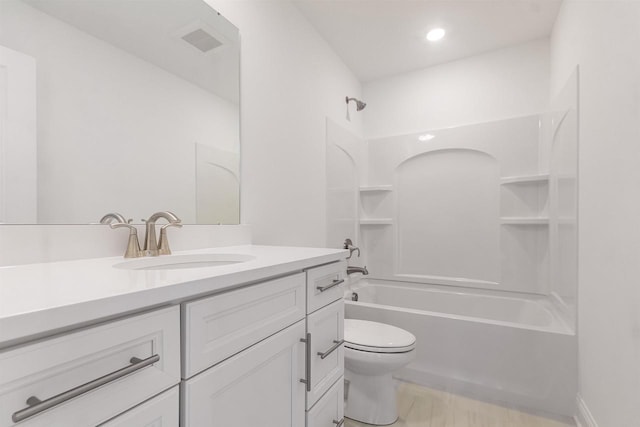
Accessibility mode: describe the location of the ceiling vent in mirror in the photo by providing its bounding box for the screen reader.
[181,28,222,53]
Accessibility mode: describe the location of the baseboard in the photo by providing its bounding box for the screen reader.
[574,394,598,427]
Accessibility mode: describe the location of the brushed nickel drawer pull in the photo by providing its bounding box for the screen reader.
[316,279,344,292]
[317,339,344,360]
[333,418,345,427]
[12,354,160,423]
[299,333,311,392]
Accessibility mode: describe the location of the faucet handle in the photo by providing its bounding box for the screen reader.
[110,223,143,258]
[158,222,183,256]
[343,238,360,259]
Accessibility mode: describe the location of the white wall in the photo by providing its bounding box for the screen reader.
[0,0,238,224]
[209,0,363,247]
[550,2,640,426]
[363,38,550,139]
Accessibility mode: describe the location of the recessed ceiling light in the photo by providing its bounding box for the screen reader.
[426,28,445,42]
[418,134,435,142]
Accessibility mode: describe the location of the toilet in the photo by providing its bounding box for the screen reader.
[344,319,417,425]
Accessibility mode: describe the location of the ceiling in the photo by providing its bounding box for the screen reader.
[294,0,562,83]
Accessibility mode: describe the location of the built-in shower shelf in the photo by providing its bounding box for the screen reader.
[500,217,549,225]
[359,218,393,225]
[500,174,549,185]
[359,185,393,192]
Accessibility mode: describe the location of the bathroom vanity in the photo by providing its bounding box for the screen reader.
[0,246,347,427]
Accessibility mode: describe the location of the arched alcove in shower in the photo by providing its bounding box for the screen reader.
[394,148,500,286]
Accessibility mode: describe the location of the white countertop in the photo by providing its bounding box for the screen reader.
[0,245,347,347]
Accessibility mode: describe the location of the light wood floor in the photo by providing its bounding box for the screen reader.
[344,382,574,427]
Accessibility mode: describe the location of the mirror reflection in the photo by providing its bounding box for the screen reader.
[0,0,240,224]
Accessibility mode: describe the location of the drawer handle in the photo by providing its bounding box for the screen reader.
[12,354,160,423]
[299,333,311,392]
[333,418,345,427]
[317,339,344,360]
[317,279,344,293]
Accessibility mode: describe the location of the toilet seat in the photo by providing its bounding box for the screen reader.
[345,319,416,353]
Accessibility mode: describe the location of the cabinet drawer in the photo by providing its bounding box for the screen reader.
[182,320,306,427]
[183,273,306,378]
[100,386,179,427]
[306,299,344,409]
[306,377,344,427]
[0,306,180,427]
[306,261,347,314]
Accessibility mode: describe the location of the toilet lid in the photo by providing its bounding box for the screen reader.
[344,319,416,353]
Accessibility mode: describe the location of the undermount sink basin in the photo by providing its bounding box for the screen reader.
[113,253,255,271]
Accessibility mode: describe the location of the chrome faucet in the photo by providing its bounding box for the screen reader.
[143,211,182,256]
[99,212,127,224]
[347,266,368,276]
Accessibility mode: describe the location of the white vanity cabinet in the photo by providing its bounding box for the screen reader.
[0,250,347,427]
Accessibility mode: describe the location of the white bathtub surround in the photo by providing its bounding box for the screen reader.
[343,319,416,425]
[0,245,346,346]
[360,115,553,295]
[345,279,576,418]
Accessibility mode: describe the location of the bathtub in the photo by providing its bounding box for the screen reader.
[345,279,577,418]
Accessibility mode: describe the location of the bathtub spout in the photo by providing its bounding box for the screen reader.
[347,266,368,276]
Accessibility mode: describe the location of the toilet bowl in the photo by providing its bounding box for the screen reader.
[344,319,416,425]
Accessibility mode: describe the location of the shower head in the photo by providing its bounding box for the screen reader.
[346,96,366,111]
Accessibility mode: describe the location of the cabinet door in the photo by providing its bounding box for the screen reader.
[100,386,179,427]
[306,377,344,427]
[307,299,344,409]
[182,320,306,427]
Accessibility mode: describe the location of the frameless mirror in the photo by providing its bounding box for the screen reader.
[0,0,240,224]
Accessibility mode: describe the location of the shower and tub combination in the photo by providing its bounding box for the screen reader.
[345,278,575,416]
[327,75,578,420]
